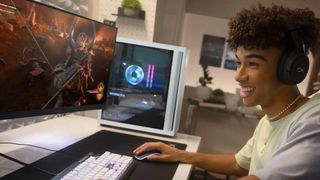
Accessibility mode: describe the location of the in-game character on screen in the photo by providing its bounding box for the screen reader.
[48,17,96,107]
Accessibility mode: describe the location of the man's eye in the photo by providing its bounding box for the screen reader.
[249,62,259,68]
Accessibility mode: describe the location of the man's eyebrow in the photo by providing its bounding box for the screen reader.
[235,53,268,62]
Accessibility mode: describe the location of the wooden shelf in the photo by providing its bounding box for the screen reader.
[112,7,145,20]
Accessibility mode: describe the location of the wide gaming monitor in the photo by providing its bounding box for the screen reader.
[99,37,188,136]
[0,0,117,120]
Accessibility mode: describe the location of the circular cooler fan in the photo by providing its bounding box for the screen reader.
[125,65,144,85]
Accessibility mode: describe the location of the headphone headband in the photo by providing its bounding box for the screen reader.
[286,24,306,54]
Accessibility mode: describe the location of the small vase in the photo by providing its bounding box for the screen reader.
[123,8,139,17]
[195,86,212,100]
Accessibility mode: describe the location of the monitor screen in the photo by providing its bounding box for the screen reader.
[99,37,188,136]
[0,0,117,120]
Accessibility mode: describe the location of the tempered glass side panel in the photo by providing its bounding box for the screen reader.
[101,42,174,130]
[100,37,188,136]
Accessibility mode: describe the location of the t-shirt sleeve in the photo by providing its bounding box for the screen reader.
[235,118,265,170]
[252,110,320,180]
[235,136,254,170]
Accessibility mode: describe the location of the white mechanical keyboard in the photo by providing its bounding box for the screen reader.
[52,151,135,180]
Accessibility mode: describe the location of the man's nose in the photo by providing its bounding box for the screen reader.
[235,66,248,82]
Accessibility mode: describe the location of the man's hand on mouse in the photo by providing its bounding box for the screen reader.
[133,142,184,162]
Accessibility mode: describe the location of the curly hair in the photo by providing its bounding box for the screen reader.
[227,4,320,52]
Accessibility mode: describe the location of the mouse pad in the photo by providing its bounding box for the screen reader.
[3,130,187,180]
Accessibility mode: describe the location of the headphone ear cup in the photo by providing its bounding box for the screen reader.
[277,50,309,85]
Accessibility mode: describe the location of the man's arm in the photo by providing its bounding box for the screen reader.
[134,142,248,176]
[179,151,249,176]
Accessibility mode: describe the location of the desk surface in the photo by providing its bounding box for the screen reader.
[0,115,201,179]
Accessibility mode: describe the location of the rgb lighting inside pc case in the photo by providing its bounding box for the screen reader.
[0,0,117,120]
[100,37,188,136]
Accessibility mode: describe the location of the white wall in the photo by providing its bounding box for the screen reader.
[180,13,313,95]
[181,13,238,94]
[91,0,157,42]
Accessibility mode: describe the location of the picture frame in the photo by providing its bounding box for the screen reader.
[223,45,237,71]
[199,34,225,67]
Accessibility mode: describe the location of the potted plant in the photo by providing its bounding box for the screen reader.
[195,64,213,100]
[120,0,143,17]
[210,88,225,104]
[198,64,213,86]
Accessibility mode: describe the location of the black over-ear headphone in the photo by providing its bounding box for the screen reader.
[277,24,309,85]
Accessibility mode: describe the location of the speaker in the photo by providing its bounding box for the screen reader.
[277,25,309,85]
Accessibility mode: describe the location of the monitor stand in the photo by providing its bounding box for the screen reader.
[0,114,66,132]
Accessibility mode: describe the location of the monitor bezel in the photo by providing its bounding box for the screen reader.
[0,0,118,120]
[99,37,188,136]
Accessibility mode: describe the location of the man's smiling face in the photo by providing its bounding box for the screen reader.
[234,46,284,108]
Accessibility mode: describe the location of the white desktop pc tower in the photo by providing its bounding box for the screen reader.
[98,37,188,136]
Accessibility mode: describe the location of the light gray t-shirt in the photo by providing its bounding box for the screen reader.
[235,93,320,179]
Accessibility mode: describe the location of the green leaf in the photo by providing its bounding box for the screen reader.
[121,0,142,10]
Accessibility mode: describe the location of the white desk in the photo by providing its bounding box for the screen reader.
[0,115,201,179]
[185,97,226,134]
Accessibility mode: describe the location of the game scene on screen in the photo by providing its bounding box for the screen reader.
[102,42,173,129]
[0,0,117,114]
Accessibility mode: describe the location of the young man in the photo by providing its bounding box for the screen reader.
[133,4,320,179]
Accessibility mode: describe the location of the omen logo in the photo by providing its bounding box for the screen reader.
[297,67,305,73]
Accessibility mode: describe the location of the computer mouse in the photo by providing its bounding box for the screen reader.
[134,149,161,161]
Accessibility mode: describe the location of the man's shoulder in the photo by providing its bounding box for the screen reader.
[308,90,320,98]
[293,91,320,118]
[288,93,320,135]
